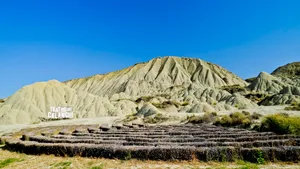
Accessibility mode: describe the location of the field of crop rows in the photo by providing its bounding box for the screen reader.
[1,124,300,162]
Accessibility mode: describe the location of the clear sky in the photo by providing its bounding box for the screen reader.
[0,0,300,98]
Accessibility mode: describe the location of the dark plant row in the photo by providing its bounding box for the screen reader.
[3,138,300,162]
[22,134,300,148]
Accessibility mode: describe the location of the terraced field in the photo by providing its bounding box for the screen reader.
[1,124,300,162]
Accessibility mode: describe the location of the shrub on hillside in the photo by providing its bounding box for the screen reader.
[242,111,251,116]
[221,84,247,94]
[143,113,168,124]
[188,111,261,128]
[214,112,252,128]
[284,102,300,111]
[245,93,269,103]
[135,96,154,103]
[257,114,300,135]
[187,112,218,124]
[123,113,138,122]
[152,101,190,108]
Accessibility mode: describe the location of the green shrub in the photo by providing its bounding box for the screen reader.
[221,85,246,94]
[152,101,174,108]
[284,102,300,111]
[211,112,218,116]
[256,150,265,164]
[187,112,217,124]
[181,101,189,106]
[122,151,132,161]
[245,93,269,103]
[242,111,250,116]
[152,101,189,108]
[123,113,138,122]
[214,112,252,128]
[258,114,300,135]
[214,115,233,127]
[143,113,168,124]
[284,104,300,111]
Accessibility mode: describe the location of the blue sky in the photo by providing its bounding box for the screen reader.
[0,0,300,98]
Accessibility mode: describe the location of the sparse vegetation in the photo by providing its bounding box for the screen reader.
[32,120,41,124]
[155,93,171,99]
[123,113,138,122]
[39,117,71,122]
[245,93,269,103]
[236,160,259,169]
[284,102,300,111]
[241,111,250,116]
[115,98,134,102]
[245,77,256,84]
[0,99,4,103]
[51,161,72,169]
[0,158,23,168]
[135,96,154,103]
[187,112,262,129]
[187,112,218,124]
[90,164,104,169]
[181,101,189,106]
[152,100,189,108]
[271,62,300,77]
[221,85,247,94]
[152,101,172,108]
[143,113,168,123]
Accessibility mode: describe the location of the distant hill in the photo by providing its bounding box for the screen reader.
[272,62,300,77]
[246,61,300,105]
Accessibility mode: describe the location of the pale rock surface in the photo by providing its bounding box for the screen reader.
[0,56,258,124]
[248,72,285,94]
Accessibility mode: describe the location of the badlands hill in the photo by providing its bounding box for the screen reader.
[272,62,300,77]
[0,56,298,124]
[246,62,300,105]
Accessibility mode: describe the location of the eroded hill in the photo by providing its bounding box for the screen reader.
[0,56,299,124]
